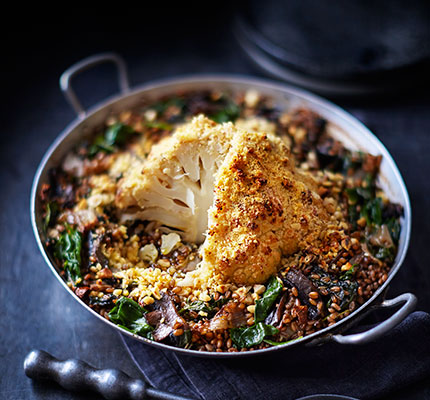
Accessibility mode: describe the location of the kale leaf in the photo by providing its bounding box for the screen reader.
[386,218,401,244]
[88,122,135,156]
[361,197,383,226]
[108,297,153,339]
[210,98,240,123]
[230,322,279,349]
[374,246,396,263]
[44,201,58,232]
[230,278,283,348]
[309,266,358,312]
[347,189,384,227]
[263,336,303,346]
[152,97,186,114]
[55,224,82,284]
[120,317,154,338]
[254,276,283,323]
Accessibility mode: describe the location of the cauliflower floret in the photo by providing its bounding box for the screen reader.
[115,116,234,243]
[116,115,328,285]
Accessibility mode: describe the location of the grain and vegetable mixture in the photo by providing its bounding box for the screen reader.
[40,89,403,352]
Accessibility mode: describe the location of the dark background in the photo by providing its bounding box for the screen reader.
[1,9,429,400]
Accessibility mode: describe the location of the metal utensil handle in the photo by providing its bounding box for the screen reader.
[60,52,130,118]
[331,292,417,345]
[24,349,193,400]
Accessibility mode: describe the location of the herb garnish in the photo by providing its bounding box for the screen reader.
[179,297,228,318]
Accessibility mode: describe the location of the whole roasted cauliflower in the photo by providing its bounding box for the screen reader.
[116,115,328,285]
[115,116,234,243]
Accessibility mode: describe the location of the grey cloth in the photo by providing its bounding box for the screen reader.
[122,311,430,400]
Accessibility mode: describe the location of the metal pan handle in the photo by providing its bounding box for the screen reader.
[24,349,193,400]
[60,53,130,119]
[331,292,417,345]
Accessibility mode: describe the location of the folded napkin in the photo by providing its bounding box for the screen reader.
[122,311,430,400]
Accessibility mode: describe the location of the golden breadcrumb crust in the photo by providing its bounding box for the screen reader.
[201,129,328,285]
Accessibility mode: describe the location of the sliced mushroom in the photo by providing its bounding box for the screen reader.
[209,301,247,331]
[49,167,76,208]
[265,292,289,327]
[87,231,109,268]
[74,286,90,300]
[146,293,190,346]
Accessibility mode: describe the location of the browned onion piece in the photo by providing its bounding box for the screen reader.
[209,301,247,330]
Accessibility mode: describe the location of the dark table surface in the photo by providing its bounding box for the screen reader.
[1,22,430,400]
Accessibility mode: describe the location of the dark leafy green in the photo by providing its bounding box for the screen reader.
[44,201,58,232]
[179,297,229,318]
[210,100,240,123]
[89,294,115,307]
[144,121,173,131]
[386,218,401,244]
[342,152,364,174]
[309,266,358,311]
[329,279,358,310]
[346,174,385,228]
[120,317,154,338]
[108,297,147,324]
[152,97,186,114]
[211,297,230,309]
[346,170,401,264]
[254,276,283,323]
[345,188,359,205]
[339,264,356,281]
[361,197,383,226]
[359,173,376,198]
[171,329,192,348]
[230,322,279,348]
[263,336,303,346]
[108,297,153,339]
[88,123,135,156]
[55,224,82,284]
[374,246,396,263]
[348,204,359,229]
[180,300,213,315]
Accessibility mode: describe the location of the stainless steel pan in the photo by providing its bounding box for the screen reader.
[31,53,416,357]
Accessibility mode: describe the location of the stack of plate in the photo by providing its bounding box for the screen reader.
[234,0,430,96]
